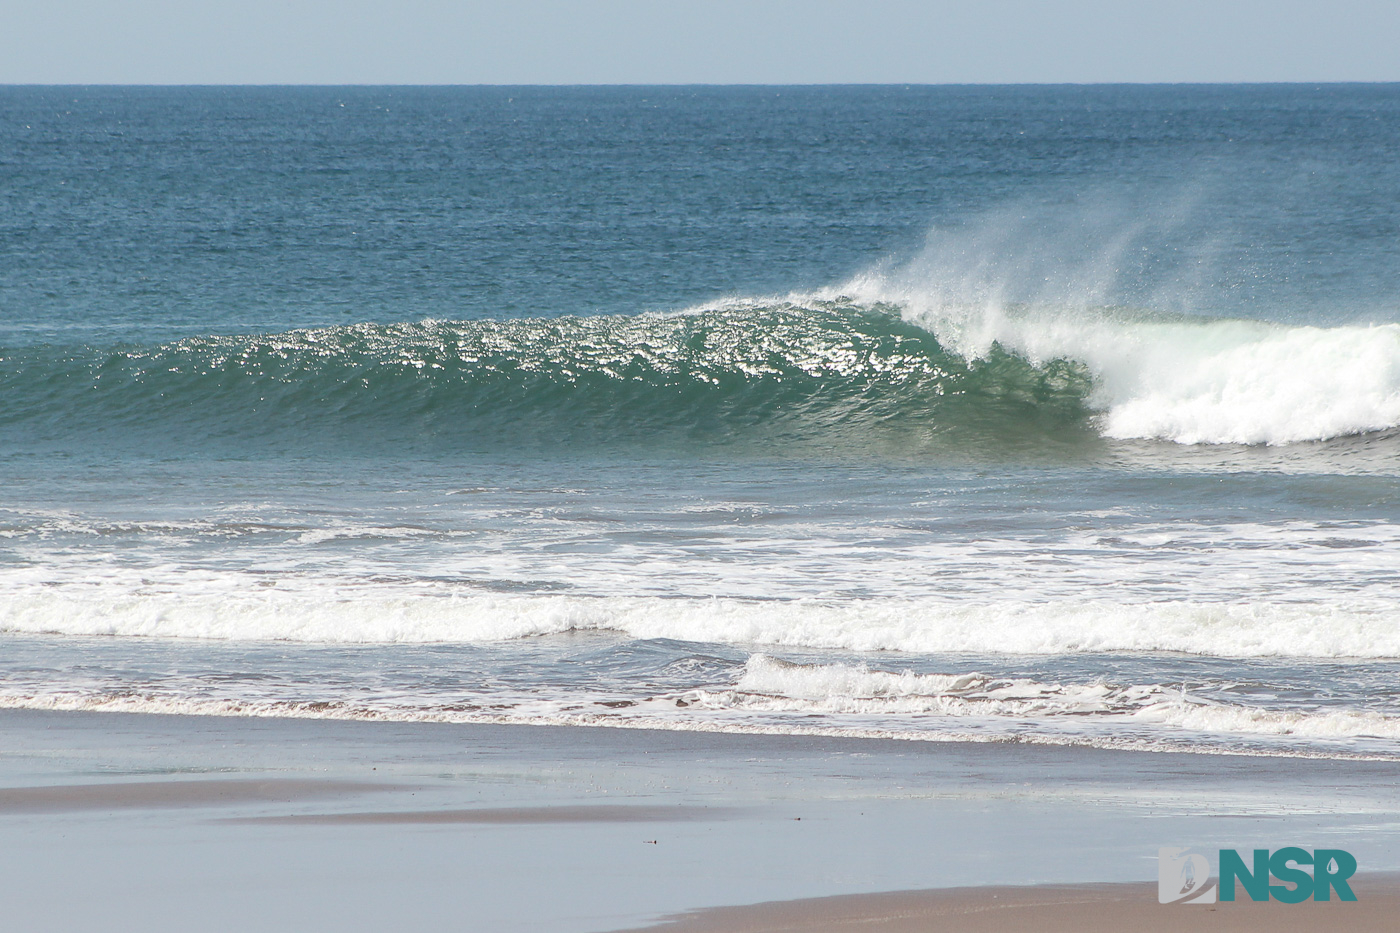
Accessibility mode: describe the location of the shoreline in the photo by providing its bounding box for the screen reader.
[2,709,1398,932]
[2,693,1395,764]
[616,876,1400,933]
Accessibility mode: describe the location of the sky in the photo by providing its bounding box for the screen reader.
[1,0,1398,85]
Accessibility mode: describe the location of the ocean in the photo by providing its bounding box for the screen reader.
[2,84,1399,759]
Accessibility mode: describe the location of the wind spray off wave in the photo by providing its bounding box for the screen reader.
[5,297,1399,454]
[837,277,1400,446]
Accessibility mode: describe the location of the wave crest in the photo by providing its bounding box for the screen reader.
[5,591,1400,658]
[0,303,1092,453]
[839,267,1400,446]
[5,297,1399,451]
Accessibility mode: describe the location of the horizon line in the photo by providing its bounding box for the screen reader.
[4,80,1399,88]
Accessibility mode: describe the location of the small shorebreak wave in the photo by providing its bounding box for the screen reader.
[3,297,1398,453]
[688,654,1400,748]
[3,653,1397,760]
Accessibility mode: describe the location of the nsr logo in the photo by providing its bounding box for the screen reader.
[1159,847,1358,904]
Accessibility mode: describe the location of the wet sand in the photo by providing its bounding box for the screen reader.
[619,877,1400,932]
[0,778,395,813]
[227,804,740,824]
[2,709,1399,933]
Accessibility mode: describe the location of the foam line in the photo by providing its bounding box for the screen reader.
[4,591,1399,658]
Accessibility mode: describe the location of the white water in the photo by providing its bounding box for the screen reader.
[831,270,1400,446]
[6,278,1399,757]
[698,655,1400,742]
[2,650,1397,758]
[5,588,1400,658]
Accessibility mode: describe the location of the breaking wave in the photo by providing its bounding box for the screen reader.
[3,653,1398,759]
[2,297,1398,452]
[702,655,1400,742]
[4,590,1400,658]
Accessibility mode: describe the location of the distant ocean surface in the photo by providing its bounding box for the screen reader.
[3,85,1400,758]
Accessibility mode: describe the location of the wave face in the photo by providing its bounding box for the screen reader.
[5,298,1400,455]
[834,280,1400,447]
[0,303,1093,454]
[928,310,1400,446]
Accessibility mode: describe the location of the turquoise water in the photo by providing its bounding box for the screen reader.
[2,85,1400,756]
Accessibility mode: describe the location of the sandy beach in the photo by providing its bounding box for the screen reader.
[620,878,1400,932]
[3,708,1398,932]
[0,778,395,813]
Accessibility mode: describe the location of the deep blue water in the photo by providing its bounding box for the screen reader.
[5,85,1399,340]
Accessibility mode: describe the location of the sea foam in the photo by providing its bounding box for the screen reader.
[822,205,1400,448]
[4,653,1397,756]
[709,655,1400,741]
[831,273,1400,446]
[4,590,1399,658]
